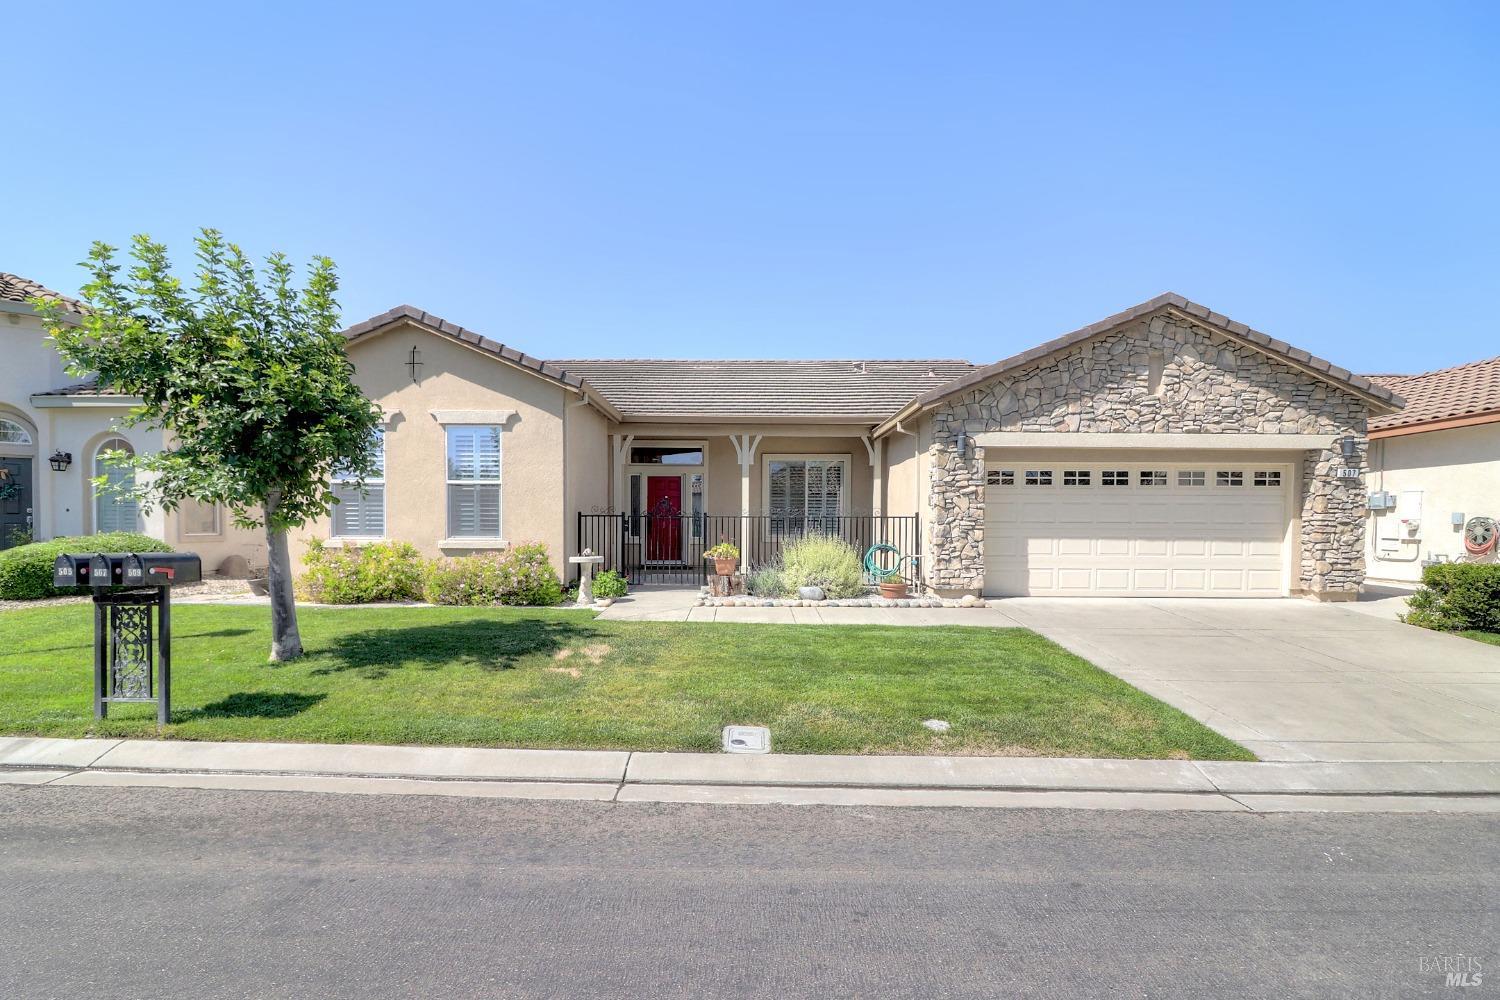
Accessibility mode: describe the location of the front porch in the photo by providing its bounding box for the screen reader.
[576,511,922,588]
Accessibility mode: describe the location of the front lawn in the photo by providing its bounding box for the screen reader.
[1461,630,1500,647]
[0,604,1253,759]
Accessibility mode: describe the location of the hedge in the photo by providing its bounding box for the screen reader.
[1402,563,1500,634]
[0,532,174,601]
[296,540,424,604]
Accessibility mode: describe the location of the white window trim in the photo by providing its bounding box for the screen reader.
[331,428,387,540]
[0,417,32,446]
[760,453,852,517]
[93,436,139,534]
[444,424,504,541]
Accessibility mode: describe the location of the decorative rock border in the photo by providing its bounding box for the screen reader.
[698,594,988,609]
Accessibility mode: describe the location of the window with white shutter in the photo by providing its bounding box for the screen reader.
[766,457,847,533]
[446,426,502,538]
[94,437,140,533]
[332,428,386,537]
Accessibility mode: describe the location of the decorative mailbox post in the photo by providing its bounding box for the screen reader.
[53,552,201,725]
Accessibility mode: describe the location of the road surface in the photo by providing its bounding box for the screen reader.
[1,785,1495,998]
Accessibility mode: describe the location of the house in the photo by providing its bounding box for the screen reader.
[5,275,1408,599]
[285,293,1404,601]
[1362,357,1500,583]
[0,273,262,570]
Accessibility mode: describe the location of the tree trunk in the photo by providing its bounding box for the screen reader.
[264,499,303,661]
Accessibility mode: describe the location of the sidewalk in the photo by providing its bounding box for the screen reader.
[4,736,1499,813]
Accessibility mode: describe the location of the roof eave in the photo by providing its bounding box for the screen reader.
[1370,409,1500,440]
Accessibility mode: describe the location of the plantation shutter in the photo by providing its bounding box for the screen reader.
[332,429,385,537]
[446,426,502,537]
[94,438,139,533]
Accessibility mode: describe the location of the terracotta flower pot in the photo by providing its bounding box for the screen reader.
[878,580,908,600]
[713,557,738,577]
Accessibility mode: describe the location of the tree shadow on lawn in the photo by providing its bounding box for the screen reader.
[311,617,604,680]
[176,691,328,721]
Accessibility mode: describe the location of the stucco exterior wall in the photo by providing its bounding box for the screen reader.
[2,308,261,572]
[924,310,1371,597]
[564,399,610,563]
[1365,422,1500,583]
[292,321,571,571]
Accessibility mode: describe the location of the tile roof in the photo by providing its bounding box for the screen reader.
[0,272,84,314]
[33,379,112,397]
[547,358,977,421]
[1366,356,1500,434]
[881,292,1404,430]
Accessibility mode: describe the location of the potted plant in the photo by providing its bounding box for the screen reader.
[878,577,908,599]
[704,541,740,577]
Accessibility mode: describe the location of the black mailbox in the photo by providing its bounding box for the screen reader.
[123,552,201,587]
[52,554,93,589]
[56,550,201,726]
[89,553,125,588]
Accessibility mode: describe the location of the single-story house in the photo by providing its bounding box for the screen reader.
[1362,356,1500,583]
[6,274,1410,600]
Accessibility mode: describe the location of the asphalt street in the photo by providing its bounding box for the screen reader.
[1,785,1495,999]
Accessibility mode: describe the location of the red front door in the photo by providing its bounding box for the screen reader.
[645,476,683,562]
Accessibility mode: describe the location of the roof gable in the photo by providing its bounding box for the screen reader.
[342,305,623,421]
[877,293,1404,433]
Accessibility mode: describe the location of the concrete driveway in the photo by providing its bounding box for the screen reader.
[999,598,1500,763]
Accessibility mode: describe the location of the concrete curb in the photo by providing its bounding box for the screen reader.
[4,737,1500,811]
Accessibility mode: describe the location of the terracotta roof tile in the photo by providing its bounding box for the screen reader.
[0,272,84,314]
[1367,356,1500,433]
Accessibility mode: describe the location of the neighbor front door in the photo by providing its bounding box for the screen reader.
[645,475,683,563]
[0,457,32,549]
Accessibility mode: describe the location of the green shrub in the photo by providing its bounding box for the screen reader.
[296,539,424,604]
[422,543,564,606]
[745,561,788,598]
[592,569,628,599]
[779,534,866,599]
[0,532,173,601]
[1402,563,1500,634]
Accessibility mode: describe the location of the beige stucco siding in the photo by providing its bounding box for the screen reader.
[292,320,571,570]
[1366,422,1500,583]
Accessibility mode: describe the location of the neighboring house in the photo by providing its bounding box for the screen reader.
[288,293,1404,601]
[0,273,261,571]
[1362,357,1500,583]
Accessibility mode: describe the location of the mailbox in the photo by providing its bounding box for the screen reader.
[52,554,93,589]
[54,550,201,726]
[122,552,201,587]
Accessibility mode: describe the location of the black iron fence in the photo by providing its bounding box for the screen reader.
[576,512,922,589]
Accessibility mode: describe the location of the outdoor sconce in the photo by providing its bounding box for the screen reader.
[48,450,72,472]
[1338,436,1358,460]
[953,431,970,459]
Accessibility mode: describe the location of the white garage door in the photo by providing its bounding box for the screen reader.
[982,460,1291,597]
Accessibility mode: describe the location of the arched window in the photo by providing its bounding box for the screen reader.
[94,437,139,533]
[0,418,32,445]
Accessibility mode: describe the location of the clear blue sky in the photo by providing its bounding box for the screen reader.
[4,2,1497,373]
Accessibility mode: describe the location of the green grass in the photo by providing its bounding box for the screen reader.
[0,604,1253,759]
[1461,630,1500,647]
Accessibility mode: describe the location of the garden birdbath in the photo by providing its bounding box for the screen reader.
[569,553,605,607]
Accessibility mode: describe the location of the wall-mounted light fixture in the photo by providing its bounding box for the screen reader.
[1338,436,1358,460]
[48,450,72,472]
[953,430,970,460]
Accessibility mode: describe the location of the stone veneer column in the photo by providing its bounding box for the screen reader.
[1297,438,1368,599]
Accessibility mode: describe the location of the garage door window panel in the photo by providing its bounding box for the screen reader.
[1024,470,1053,486]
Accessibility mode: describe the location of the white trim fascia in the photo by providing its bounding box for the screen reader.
[973,432,1340,450]
[0,300,82,325]
[30,394,142,408]
[430,409,517,426]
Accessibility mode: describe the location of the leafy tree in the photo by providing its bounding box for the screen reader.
[36,230,383,661]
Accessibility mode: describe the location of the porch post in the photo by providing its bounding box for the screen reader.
[862,434,883,516]
[610,433,635,515]
[729,433,762,567]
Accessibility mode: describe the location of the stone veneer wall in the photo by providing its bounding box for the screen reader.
[927,311,1369,596]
